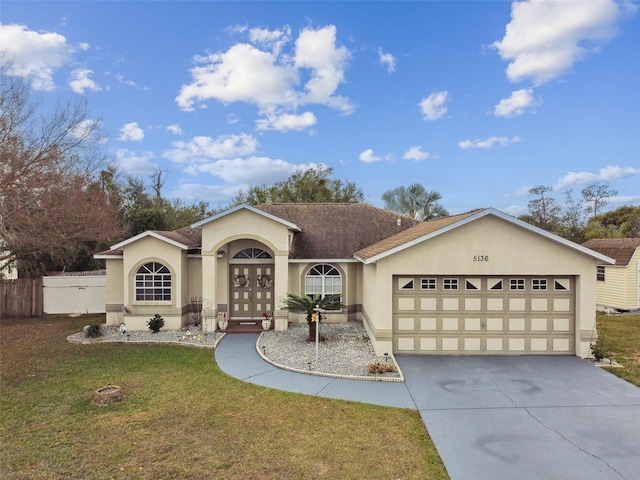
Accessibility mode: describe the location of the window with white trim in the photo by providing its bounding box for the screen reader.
[597,266,605,282]
[443,278,458,290]
[135,262,171,301]
[510,278,525,290]
[532,279,547,291]
[305,264,342,303]
[421,278,436,290]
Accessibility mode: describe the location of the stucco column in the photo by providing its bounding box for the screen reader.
[273,253,289,330]
[202,253,217,332]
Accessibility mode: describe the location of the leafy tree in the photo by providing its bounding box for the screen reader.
[0,58,124,276]
[233,165,364,205]
[381,183,448,220]
[584,205,640,239]
[582,184,618,218]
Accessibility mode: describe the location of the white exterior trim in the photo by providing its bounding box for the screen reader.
[111,231,190,251]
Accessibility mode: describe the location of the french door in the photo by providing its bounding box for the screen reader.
[229,264,274,319]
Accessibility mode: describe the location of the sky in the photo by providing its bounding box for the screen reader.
[2,0,639,216]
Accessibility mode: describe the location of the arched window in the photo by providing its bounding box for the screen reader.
[233,248,272,259]
[305,264,342,303]
[135,262,171,301]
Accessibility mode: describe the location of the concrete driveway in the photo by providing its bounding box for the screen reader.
[396,356,640,480]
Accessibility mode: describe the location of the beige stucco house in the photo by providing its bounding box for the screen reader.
[582,238,640,312]
[96,203,614,358]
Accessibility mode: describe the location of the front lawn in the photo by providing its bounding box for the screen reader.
[596,311,640,387]
[0,315,448,480]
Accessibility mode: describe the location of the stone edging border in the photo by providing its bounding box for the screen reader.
[255,334,405,383]
[66,332,226,350]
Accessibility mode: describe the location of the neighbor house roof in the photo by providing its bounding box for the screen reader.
[256,203,416,259]
[582,238,640,266]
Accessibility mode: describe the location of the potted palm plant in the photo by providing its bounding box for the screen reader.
[281,293,343,341]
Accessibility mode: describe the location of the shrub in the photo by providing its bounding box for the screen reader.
[147,314,165,333]
[590,342,608,362]
[84,324,103,338]
[367,361,397,374]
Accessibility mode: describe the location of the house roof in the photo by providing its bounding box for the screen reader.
[355,208,616,265]
[582,238,640,266]
[255,203,416,259]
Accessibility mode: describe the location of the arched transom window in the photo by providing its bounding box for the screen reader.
[135,262,171,301]
[305,264,342,302]
[233,248,272,259]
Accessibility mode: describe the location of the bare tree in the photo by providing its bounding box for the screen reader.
[0,58,124,273]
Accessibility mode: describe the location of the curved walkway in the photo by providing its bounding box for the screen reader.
[216,334,640,480]
[215,333,416,409]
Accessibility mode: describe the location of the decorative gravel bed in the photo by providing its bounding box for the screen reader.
[257,321,402,381]
[68,321,401,381]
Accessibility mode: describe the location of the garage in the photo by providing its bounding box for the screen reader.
[393,275,575,355]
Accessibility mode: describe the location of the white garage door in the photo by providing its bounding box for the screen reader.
[393,275,575,355]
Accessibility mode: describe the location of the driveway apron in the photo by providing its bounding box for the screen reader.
[215,336,640,480]
[397,355,640,480]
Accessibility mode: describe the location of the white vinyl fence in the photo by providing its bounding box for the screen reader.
[43,271,106,314]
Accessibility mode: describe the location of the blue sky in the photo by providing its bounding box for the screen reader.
[2,0,639,215]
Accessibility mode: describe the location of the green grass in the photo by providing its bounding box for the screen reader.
[0,315,449,480]
[596,312,640,387]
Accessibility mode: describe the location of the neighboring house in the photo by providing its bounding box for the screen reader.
[582,238,640,312]
[95,203,614,358]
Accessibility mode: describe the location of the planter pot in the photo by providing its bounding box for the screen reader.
[262,319,272,330]
[218,318,228,331]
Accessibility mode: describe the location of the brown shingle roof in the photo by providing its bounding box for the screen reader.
[354,209,483,261]
[582,238,640,266]
[256,203,417,259]
[155,227,202,249]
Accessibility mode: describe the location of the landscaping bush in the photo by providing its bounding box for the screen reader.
[84,324,103,339]
[147,313,165,333]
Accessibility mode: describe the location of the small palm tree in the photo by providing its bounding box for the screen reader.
[281,293,343,341]
[382,183,448,220]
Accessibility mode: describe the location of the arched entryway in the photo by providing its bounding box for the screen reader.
[229,248,274,324]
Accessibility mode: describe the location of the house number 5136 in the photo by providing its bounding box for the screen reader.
[473,255,489,262]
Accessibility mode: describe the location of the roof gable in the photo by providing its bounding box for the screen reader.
[582,238,640,266]
[191,204,301,231]
[110,229,199,251]
[355,208,616,264]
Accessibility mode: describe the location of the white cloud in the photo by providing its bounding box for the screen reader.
[186,157,320,185]
[114,149,155,176]
[459,136,521,149]
[118,122,145,142]
[166,124,183,135]
[378,47,396,73]
[176,24,353,128]
[255,111,317,131]
[494,88,540,118]
[553,165,640,190]
[294,25,353,113]
[419,91,448,121]
[359,149,382,163]
[163,133,258,163]
[69,68,101,94]
[492,0,623,85]
[249,25,291,55]
[0,23,73,90]
[403,146,430,161]
[70,118,102,140]
[168,183,240,203]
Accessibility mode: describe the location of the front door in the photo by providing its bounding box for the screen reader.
[230,264,274,319]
